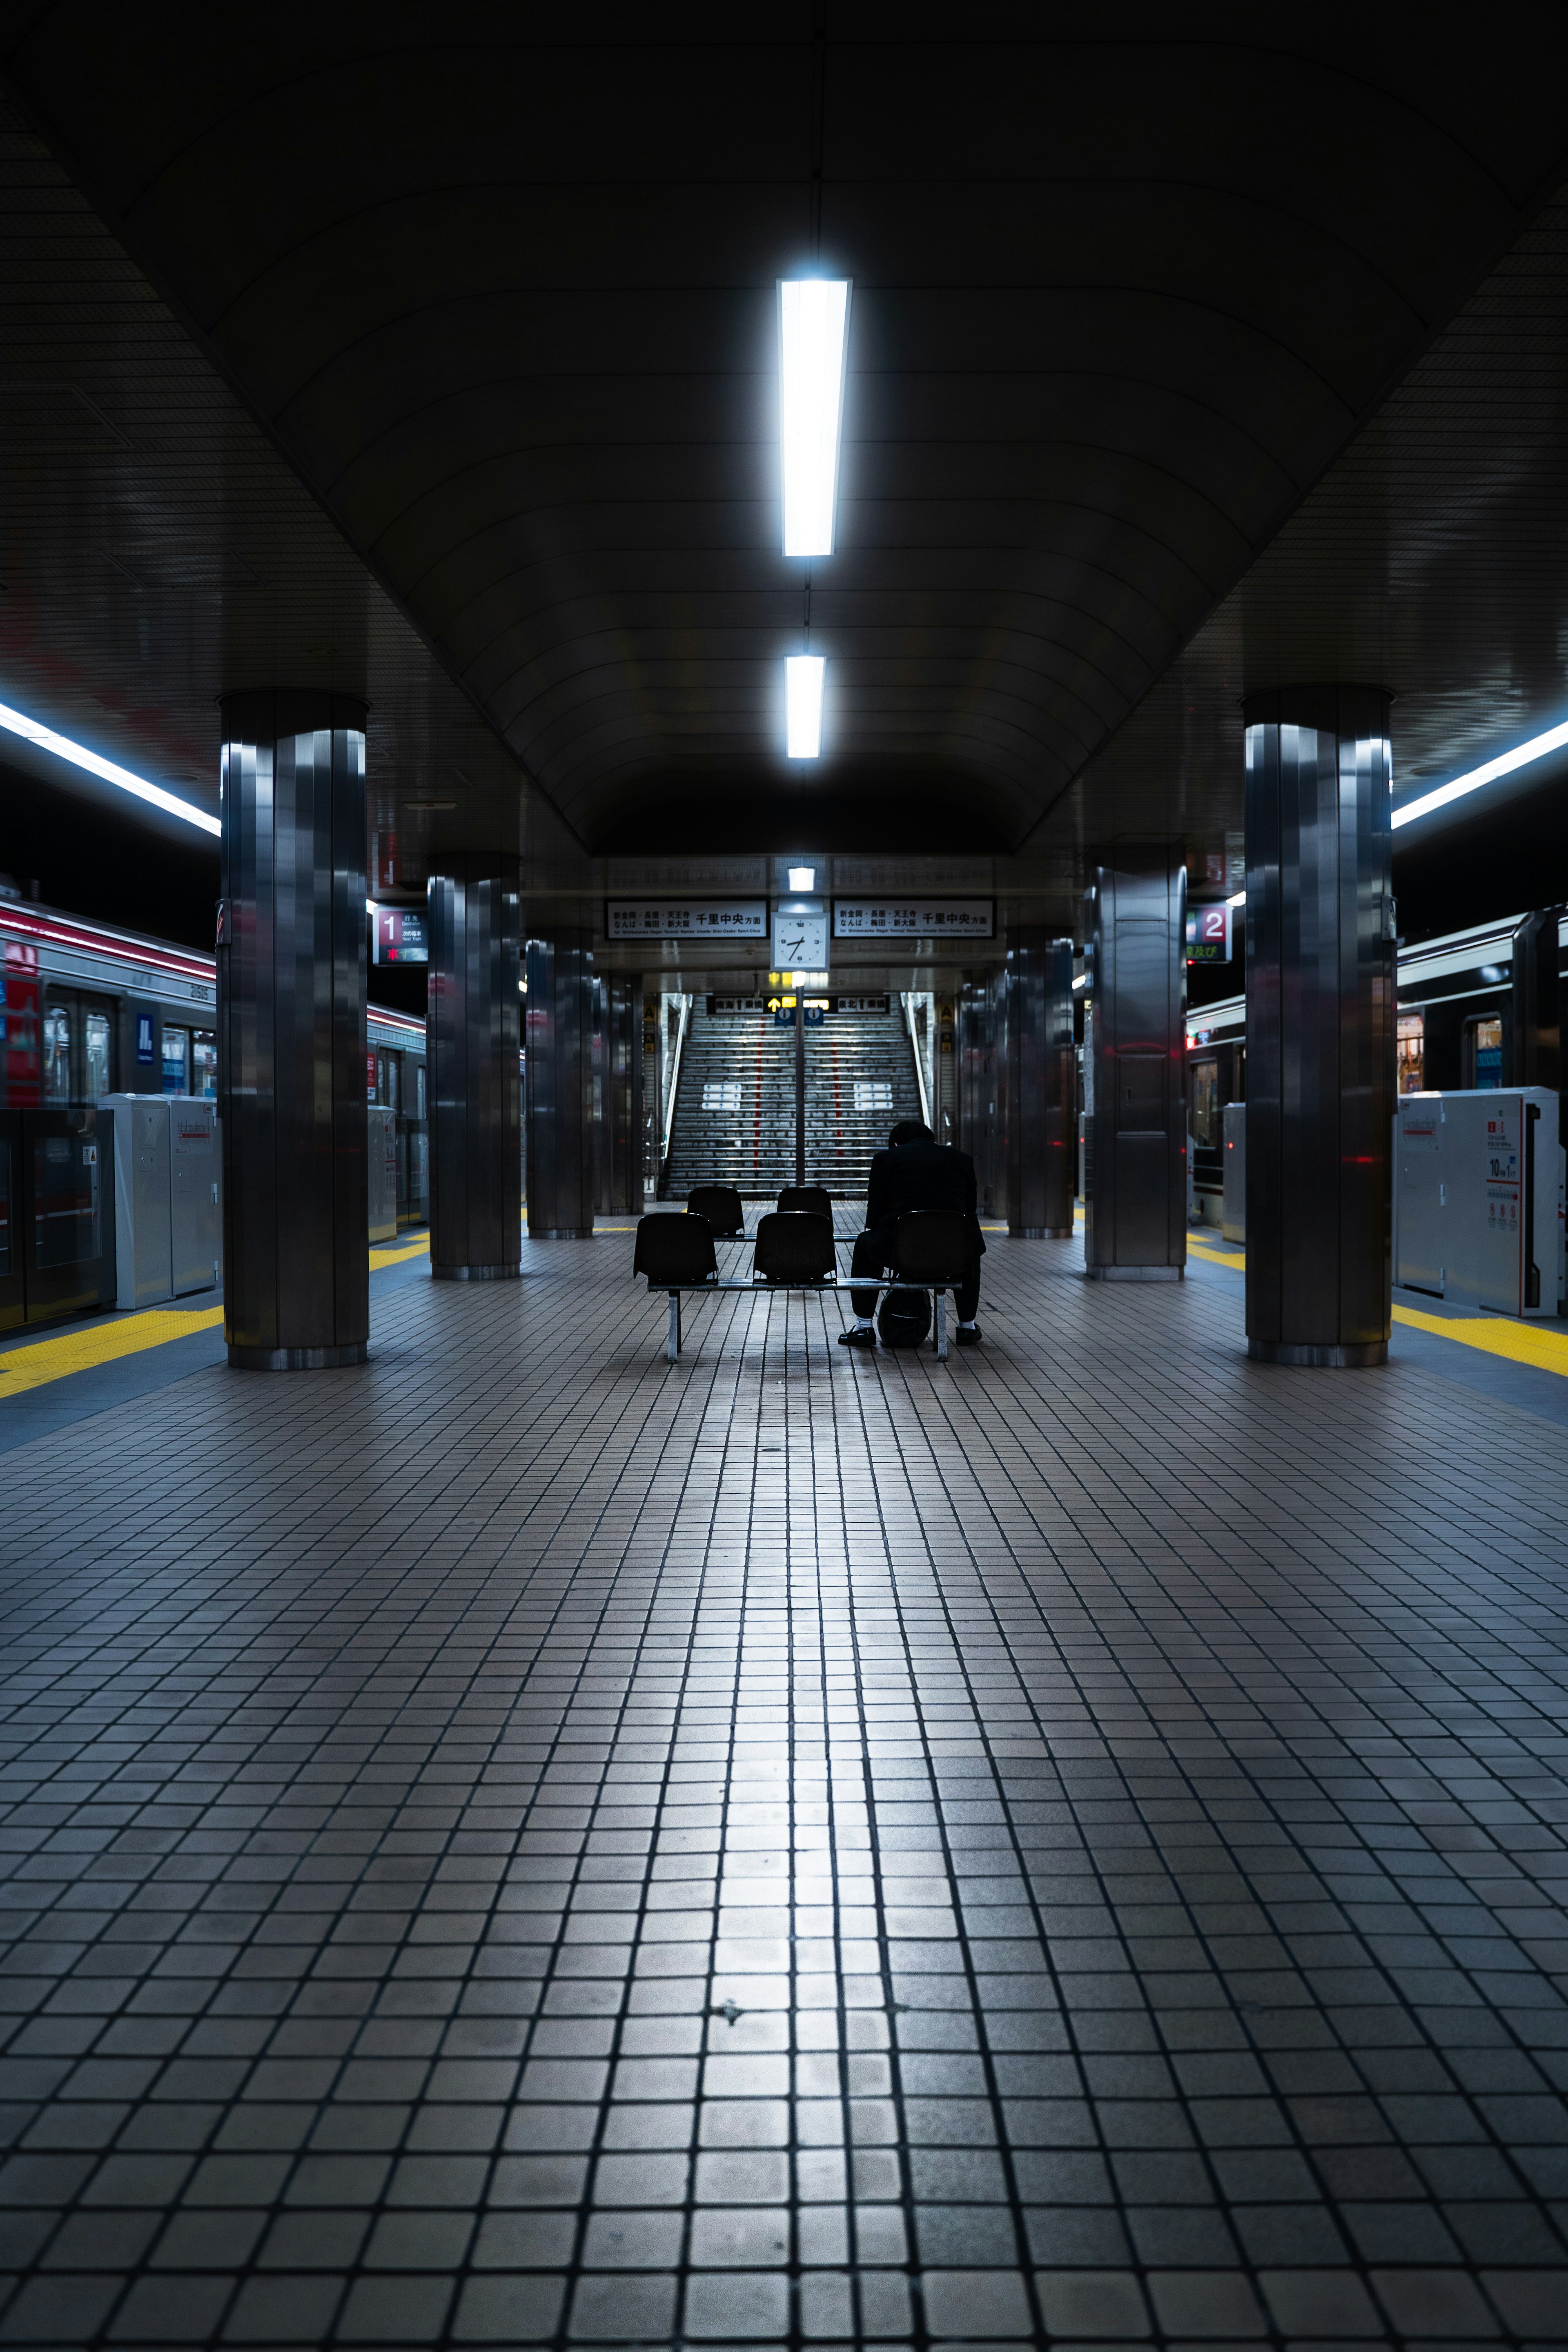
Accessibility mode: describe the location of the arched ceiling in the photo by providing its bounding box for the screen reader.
[4,3,1568,861]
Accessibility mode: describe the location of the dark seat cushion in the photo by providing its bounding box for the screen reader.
[685,1184,745,1236]
[752,1211,836,1285]
[633,1214,717,1287]
[777,1184,833,1220]
[891,1210,971,1283]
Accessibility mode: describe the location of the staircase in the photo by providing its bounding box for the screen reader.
[662,998,924,1198]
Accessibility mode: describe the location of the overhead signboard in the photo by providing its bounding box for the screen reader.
[372,909,428,965]
[1185,904,1232,963]
[833,899,994,939]
[607,900,767,940]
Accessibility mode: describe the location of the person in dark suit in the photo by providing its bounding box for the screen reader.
[839,1120,985,1348]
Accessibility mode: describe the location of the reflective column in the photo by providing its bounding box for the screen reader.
[1084,855,1187,1278]
[218,690,369,1369]
[604,976,644,1215]
[1005,929,1076,1238]
[957,969,1003,1217]
[427,870,521,1280]
[1244,686,1394,1365]
[525,930,595,1237]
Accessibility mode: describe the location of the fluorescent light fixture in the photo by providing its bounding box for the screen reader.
[1392,716,1568,830]
[785,655,825,759]
[0,695,220,835]
[787,864,816,891]
[1071,973,1088,990]
[1226,889,1246,908]
[780,278,850,557]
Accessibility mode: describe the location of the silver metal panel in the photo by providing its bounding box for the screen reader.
[367,1105,398,1243]
[101,1094,171,1310]
[1244,688,1393,1364]
[428,872,522,1275]
[169,1097,219,1298]
[1222,1100,1246,1243]
[525,930,595,1237]
[218,692,370,1370]
[1004,930,1075,1236]
[1085,859,1187,1274]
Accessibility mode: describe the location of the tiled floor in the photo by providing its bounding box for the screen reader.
[1,1223,1566,2349]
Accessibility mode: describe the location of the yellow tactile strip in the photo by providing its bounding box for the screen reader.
[1187,1233,1568,1378]
[0,1236,432,1396]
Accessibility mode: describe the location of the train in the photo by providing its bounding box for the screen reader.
[1185,908,1566,1221]
[0,892,429,1329]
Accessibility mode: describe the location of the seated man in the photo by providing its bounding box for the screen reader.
[840,1120,985,1348]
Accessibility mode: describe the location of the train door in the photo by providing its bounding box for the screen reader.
[24,1109,113,1322]
[192,1031,217,1098]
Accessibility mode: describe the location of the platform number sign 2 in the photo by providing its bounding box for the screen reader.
[1185,904,1232,963]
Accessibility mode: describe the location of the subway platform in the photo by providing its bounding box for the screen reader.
[0,1226,1566,2350]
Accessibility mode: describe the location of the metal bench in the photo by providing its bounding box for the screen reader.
[632,1209,969,1363]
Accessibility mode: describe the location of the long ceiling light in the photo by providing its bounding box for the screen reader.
[780,278,850,557]
[0,696,220,835]
[785,655,825,759]
[1392,717,1568,831]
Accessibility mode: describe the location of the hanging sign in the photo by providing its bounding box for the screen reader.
[1185,904,1233,963]
[372,909,428,964]
[833,900,994,939]
[607,900,766,940]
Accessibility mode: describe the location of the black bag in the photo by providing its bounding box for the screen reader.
[877,1285,931,1348]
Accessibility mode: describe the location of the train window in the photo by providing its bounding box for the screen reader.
[193,1032,217,1099]
[381,1054,400,1111]
[84,1011,112,1104]
[415,1063,427,1120]
[1190,1057,1220,1147]
[1464,1013,1503,1089]
[1397,1012,1425,1094]
[0,1133,9,1274]
[162,1027,190,1094]
[42,1002,71,1104]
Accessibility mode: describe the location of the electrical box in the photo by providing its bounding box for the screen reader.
[100,1096,221,1310]
[368,1104,398,1241]
[1396,1089,1561,1316]
[169,1099,220,1297]
[1223,1101,1245,1243]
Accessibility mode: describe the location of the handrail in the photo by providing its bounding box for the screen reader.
[659,993,692,1183]
[903,991,932,1131]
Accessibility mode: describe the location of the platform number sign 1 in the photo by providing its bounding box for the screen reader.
[1185,904,1232,963]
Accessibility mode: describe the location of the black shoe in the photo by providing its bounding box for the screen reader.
[955,1324,982,1346]
[838,1325,877,1348]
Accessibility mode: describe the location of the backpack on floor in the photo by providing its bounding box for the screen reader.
[877,1285,932,1348]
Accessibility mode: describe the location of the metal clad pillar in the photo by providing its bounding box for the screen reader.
[605,976,644,1215]
[218,689,369,1369]
[1244,686,1394,1365]
[1086,857,1187,1278]
[958,970,1002,1216]
[1512,909,1561,1094]
[1006,929,1076,1238]
[428,871,522,1280]
[525,930,595,1237]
